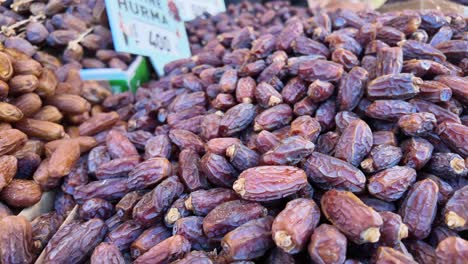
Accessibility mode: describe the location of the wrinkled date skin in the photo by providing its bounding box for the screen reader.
[399,179,439,239]
[303,152,366,193]
[361,144,402,173]
[43,219,108,263]
[334,120,373,167]
[0,216,34,264]
[400,137,434,170]
[130,224,171,259]
[379,211,409,246]
[443,186,468,231]
[367,166,417,202]
[436,237,468,264]
[221,217,274,261]
[203,200,267,240]
[105,220,143,251]
[90,242,126,264]
[173,216,211,251]
[127,157,172,190]
[116,191,143,220]
[133,235,191,264]
[0,155,17,192]
[185,188,239,216]
[178,149,209,192]
[200,152,238,188]
[321,189,383,244]
[79,198,115,220]
[272,198,320,253]
[233,166,308,201]
[373,246,417,264]
[31,212,63,253]
[308,224,347,264]
[132,176,184,227]
[74,178,130,203]
[261,135,315,165]
[15,3,468,263]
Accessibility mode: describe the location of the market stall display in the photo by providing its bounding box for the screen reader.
[0,0,467,263]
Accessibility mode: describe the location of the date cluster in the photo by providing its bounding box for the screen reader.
[1,1,468,263]
[0,0,133,70]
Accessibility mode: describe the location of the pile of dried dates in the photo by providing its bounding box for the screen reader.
[1,1,468,263]
[0,0,133,70]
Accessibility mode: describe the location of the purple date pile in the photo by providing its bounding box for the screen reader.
[2,1,468,263]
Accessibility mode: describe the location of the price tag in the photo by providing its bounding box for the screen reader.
[105,0,191,75]
[173,0,226,21]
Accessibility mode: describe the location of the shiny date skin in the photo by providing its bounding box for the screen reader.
[398,179,439,239]
[233,166,308,201]
[334,119,373,167]
[132,176,184,227]
[303,152,366,193]
[367,166,417,202]
[130,224,171,259]
[272,198,320,253]
[203,200,267,240]
[321,189,383,244]
[42,219,108,264]
[220,216,274,262]
[185,188,239,216]
[308,224,347,264]
[133,235,191,264]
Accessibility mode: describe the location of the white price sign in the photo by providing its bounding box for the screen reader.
[174,0,226,21]
[105,0,192,75]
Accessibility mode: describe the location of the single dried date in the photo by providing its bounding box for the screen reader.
[366,100,416,121]
[105,220,143,251]
[308,224,347,264]
[79,198,114,220]
[0,216,34,264]
[262,136,315,165]
[437,122,468,157]
[74,178,130,203]
[337,67,368,111]
[226,143,260,171]
[200,152,237,188]
[379,211,409,246]
[233,166,308,201]
[435,237,468,264]
[133,235,191,264]
[303,152,366,193]
[43,219,107,263]
[321,189,383,244]
[334,120,373,167]
[443,186,467,231]
[130,224,171,259]
[219,103,256,136]
[367,73,421,100]
[426,152,466,179]
[127,157,172,190]
[367,166,417,202]
[220,217,274,261]
[400,137,434,170]
[398,112,437,136]
[272,198,320,253]
[90,242,126,264]
[203,200,267,240]
[178,149,209,191]
[398,179,439,239]
[360,144,402,173]
[185,188,238,216]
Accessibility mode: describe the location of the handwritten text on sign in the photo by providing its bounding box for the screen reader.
[105,0,191,75]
